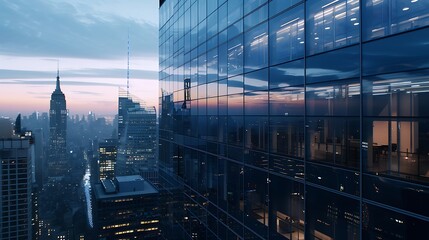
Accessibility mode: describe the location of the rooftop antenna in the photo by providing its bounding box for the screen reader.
[56,59,61,91]
[127,31,130,98]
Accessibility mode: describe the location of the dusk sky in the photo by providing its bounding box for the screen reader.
[0,0,159,119]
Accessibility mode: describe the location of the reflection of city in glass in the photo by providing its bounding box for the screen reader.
[159,0,429,239]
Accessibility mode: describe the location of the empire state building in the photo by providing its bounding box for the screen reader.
[48,69,68,178]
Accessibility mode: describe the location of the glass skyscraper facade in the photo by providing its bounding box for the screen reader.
[159,0,429,239]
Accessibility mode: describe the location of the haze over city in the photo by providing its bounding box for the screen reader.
[0,0,159,118]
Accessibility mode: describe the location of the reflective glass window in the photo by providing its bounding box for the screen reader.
[244,0,267,16]
[198,19,207,45]
[306,0,360,55]
[306,117,360,169]
[270,117,305,159]
[207,47,218,83]
[269,0,302,17]
[228,94,243,115]
[198,53,206,85]
[363,69,429,117]
[207,11,218,39]
[363,0,429,40]
[270,86,304,116]
[245,91,269,116]
[228,0,243,25]
[207,97,218,115]
[306,45,359,84]
[244,68,268,92]
[227,35,244,77]
[244,22,269,73]
[218,43,228,79]
[306,79,360,116]
[228,75,243,95]
[269,4,305,65]
[218,3,228,31]
[228,19,243,40]
[362,28,429,76]
[269,59,304,89]
[244,4,268,31]
[207,0,217,15]
[219,79,228,96]
[198,0,206,23]
[207,82,218,98]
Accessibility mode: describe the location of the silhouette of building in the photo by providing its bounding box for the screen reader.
[158,0,429,239]
[0,117,34,240]
[48,68,68,178]
[93,175,159,239]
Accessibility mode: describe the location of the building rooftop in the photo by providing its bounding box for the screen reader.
[94,175,158,200]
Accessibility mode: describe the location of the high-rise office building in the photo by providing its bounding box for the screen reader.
[98,139,118,181]
[117,91,157,181]
[158,0,429,239]
[48,69,68,178]
[0,118,34,240]
[93,175,159,239]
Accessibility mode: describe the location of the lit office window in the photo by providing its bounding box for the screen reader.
[363,0,429,40]
[269,4,304,65]
[307,0,360,55]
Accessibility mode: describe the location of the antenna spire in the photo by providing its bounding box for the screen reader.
[127,32,130,97]
[56,60,61,91]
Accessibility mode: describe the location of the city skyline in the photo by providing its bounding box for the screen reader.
[0,0,159,118]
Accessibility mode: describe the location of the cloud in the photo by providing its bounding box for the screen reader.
[72,90,102,96]
[0,68,158,80]
[0,0,158,59]
[0,79,120,87]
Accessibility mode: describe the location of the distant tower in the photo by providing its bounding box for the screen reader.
[48,66,68,178]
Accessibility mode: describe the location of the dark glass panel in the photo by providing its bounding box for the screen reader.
[245,116,269,151]
[306,117,360,169]
[363,174,429,217]
[244,167,269,237]
[362,202,429,239]
[306,186,360,240]
[269,175,304,240]
[307,163,360,196]
[207,47,218,83]
[270,155,304,179]
[228,115,244,146]
[362,28,429,76]
[269,117,305,159]
[244,22,269,73]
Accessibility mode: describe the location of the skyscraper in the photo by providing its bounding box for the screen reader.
[0,117,34,240]
[117,91,157,181]
[158,0,429,239]
[98,138,118,181]
[48,68,68,178]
